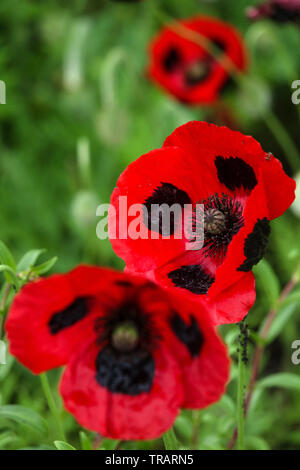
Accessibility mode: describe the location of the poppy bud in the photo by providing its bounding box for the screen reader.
[204,209,226,235]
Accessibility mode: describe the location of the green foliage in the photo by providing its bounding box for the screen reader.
[54,440,76,450]
[0,405,48,435]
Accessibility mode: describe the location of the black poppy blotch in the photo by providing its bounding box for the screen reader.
[48,297,89,335]
[237,218,271,272]
[143,182,191,235]
[163,48,181,72]
[215,156,257,192]
[170,313,204,357]
[168,264,215,295]
[95,346,155,395]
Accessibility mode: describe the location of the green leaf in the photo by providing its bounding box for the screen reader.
[246,435,270,450]
[0,405,47,434]
[54,441,76,450]
[278,290,300,309]
[17,249,46,271]
[31,257,58,275]
[162,427,178,450]
[257,373,300,391]
[218,394,235,415]
[79,431,93,450]
[0,265,18,286]
[0,241,16,270]
[98,438,120,450]
[253,259,280,307]
[20,445,55,450]
[174,415,193,441]
[0,431,19,449]
[265,303,297,343]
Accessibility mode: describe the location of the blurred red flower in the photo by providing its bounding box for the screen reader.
[148,16,247,105]
[5,265,229,440]
[109,121,296,325]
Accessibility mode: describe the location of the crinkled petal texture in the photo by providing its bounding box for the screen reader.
[109,121,295,324]
[148,16,247,104]
[60,339,183,441]
[6,266,229,440]
[5,266,142,373]
[60,287,229,440]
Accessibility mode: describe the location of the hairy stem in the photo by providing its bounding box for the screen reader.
[228,278,297,449]
[237,342,245,450]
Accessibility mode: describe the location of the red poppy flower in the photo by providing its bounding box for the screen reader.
[109,121,296,325]
[247,0,300,23]
[5,265,229,440]
[148,16,247,105]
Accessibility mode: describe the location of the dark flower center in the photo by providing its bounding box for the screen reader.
[204,208,226,235]
[185,60,211,86]
[94,301,158,395]
[192,193,244,259]
[111,321,139,352]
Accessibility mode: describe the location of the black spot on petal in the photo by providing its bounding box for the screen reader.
[163,47,181,72]
[237,218,271,272]
[168,265,215,295]
[48,297,89,335]
[170,313,204,357]
[143,182,191,235]
[115,280,133,288]
[95,346,155,395]
[215,156,257,192]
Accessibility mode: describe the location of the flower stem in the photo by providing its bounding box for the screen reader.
[163,427,178,450]
[228,277,298,449]
[237,342,245,450]
[40,372,66,442]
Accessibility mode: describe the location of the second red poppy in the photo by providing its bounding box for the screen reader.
[148,16,247,105]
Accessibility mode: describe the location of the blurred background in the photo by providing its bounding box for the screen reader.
[0,0,300,450]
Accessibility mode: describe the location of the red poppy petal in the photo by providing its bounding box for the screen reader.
[60,339,183,440]
[109,146,202,273]
[164,121,262,171]
[164,121,295,218]
[260,155,296,219]
[211,271,256,324]
[5,266,133,374]
[165,293,230,407]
